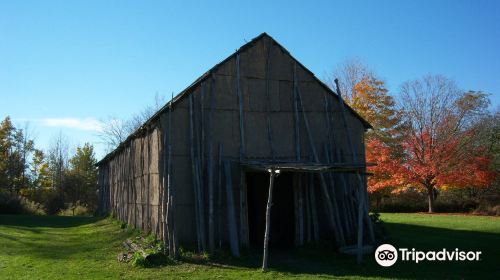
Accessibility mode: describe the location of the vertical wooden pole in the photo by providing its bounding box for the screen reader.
[296,174,304,246]
[167,92,178,257]
[194,91,207,251]
[262,169,278,272]
[334,79,373,262]
[292,63,301,160]
[326,91,356,239]
[293,175,299,246]
[265,39,275,159]
[189,95,202,252]
[161,120,168,254]
[356,172,364,264]
[236,54,245,159]
[361,174,375,243]
[224,161,240,257]
[324,143,348,242]
[207,77,216,252]
[217,143,223,248]
[304,175,312,243]
[295,74,345,246]
[309,174,319,241]
[239,172,249,247]
[146,132,151,234]
[236,54,249,248]
[201,83,205,174]
[140,136,144,231]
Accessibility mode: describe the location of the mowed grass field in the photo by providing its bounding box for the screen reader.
[0,213,499,279]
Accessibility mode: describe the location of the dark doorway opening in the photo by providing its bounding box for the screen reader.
[246,171,295,249]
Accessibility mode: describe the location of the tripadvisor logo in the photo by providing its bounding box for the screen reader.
[374,244,482,267]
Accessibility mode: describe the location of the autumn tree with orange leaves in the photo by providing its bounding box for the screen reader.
[331,61,496,213]
[394,75,495,212]
[331,60,403,200]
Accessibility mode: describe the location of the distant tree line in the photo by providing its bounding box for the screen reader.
[0,117,98,215]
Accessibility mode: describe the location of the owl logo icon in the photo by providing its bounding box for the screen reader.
[375,244,398,267]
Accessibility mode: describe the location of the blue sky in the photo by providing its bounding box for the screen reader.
[1,0,499,159]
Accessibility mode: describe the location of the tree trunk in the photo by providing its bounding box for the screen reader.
[427,186,435,213]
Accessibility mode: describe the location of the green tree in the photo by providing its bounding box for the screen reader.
[0,117,34,194]
[31,150,51,189]
[0,117,16,192]
[66,143,98,210]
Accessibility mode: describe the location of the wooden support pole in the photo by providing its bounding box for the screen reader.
[140,136,145,231]
[293,175,300,246]
[265,39,276,159]
[295,74,345,246]
[292,63,301,160]
[189,95,202,252]
[209,155,216,252]
[356,171,364,264]
[308,174,319,241]
[207,77,217,252]
[168,92,178,258]
[224,161,240,257]
[326,93,357,239]
[262,169,279,272]
[236,54,245,159]
[239,172,249,247]
[194,92,207,252]
[324,143,349,242]
[334,79,373,262]
[161,120,168,254]
[201,83,205,174]
[167,144,177,257]
[217,143,223,248]
[324,99,350,245]
[304,175,312,243]
[298,175,304,246]
[325,143,348,242]
[146,132,151,234]
[236,54,249,248]
[361,174,375,243]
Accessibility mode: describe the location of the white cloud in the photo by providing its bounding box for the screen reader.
[34,117,103,131]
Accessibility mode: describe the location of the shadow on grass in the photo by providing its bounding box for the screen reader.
[185,222,500,279]
[1,215,498,278]
[0,214,103,228]
[0,214,116,261]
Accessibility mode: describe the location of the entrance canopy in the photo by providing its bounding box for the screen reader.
[239,160,372,173]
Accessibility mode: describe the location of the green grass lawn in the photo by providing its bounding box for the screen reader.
[0,213,499,279]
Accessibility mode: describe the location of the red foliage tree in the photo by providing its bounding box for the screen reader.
[369,75,496,212]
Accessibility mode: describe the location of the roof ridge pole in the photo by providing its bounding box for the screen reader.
[334,79,373,263]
